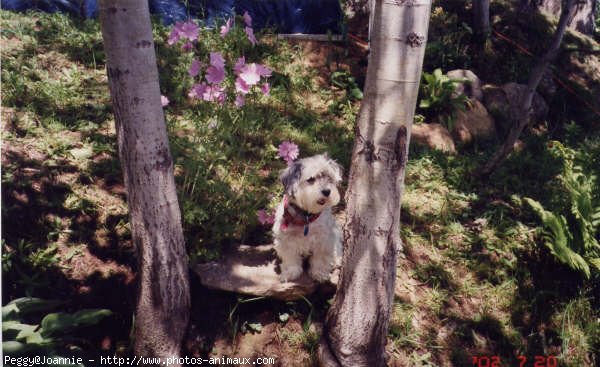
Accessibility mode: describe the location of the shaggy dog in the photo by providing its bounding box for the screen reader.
[273,154,343,282]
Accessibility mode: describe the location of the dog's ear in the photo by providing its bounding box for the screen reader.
[326,156,343,183]
[280,161,303,196]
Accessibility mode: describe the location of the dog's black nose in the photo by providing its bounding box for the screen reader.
[322,189,331,197]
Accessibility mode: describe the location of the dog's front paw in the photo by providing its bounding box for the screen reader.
[279,265,303,282]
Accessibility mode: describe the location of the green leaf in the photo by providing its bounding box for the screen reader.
[40,313,76,336]
[2,341,34,356]
[71,309,112,326]
[2,298,62,320]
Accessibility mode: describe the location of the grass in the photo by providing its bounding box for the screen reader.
[2,2,600,366]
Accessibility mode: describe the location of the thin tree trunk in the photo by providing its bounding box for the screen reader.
[473,0,491,42]
[98,0,190,362]
[520,0,596,35]
[479,0,577,176]
[318,1,431,366]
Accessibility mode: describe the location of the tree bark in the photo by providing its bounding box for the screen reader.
[521,0,596,35]
[479,0,577,176]
[98,0,190,362]
[473,0,491,42]
[318,1,431,366]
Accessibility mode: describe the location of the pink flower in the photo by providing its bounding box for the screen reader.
[188,59,201,77]
[239,63,261,86]
[210,52,225,69]
[234,94,245,107]
[200,84,226,104]
[257,209,274,225]
[245,26,257,46]
[168,20,199,45]
[233,57,246,75]
[257,64,272,77]
[235,77,250,94]
[179,20,199,41]
[182,41,194,51]
[167,27,181,45]
[278,141,299,165]
[220,17,233,38]
[205,65,225,84]
[243,11,252,27]
[261,82,270,96]
[161,95,169,107]
[188,82,208,99]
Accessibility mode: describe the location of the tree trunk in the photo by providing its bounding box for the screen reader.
[479,0,577,176]
[318,1,431,366]
[98,0,190,362]
[473,0,491,42]
[521,0,596,35]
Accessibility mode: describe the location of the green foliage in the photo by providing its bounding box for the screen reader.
[524,142,600,278]
[2,297,111,366]
[424,5,473,72]
[328,69,363,114]
[418,68,468,129]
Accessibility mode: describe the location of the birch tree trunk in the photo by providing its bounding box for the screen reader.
[318,1,431,366]
[479,0,577,176]
[473,0,491,42]
[98,0,190,362]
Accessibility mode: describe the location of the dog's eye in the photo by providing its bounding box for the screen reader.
[306,177,316,184]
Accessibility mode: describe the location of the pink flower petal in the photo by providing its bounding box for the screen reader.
[205,65,225,84]
[257,209,274,225]
[220,18,232,38]
[167,30,180,45]
[210,52,225,69]
[245,26,257,46]
[239,63,261,86]
[180,20,199,41]
[233,57,246,75]
[278,141,300,164]
[257,64,272,77]
[261,82,270,96]
[188,82,208,99]
[182,41,194,51]
[234,94,245,107]
[243,11,252,27]
[161,95,169,107]
[188,59,201,77]
[235,77,250,94]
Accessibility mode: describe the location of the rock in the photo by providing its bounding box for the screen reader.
[192,245,337,301]
[502,82,549,122]
[447,69,484,101]
[452,100,496,144]
[411,123,456,154]
[482,83,549,133]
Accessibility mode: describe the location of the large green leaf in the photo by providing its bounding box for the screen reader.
[525,198,591,278]
[2,298,62,321]
[2,341,34,356]
[71,309,112,326]
[40,313,76,337]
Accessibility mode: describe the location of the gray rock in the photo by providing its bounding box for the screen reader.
[452,100,496,144]
[482,83,549,133]
[447,69,484,101]
[192,245,337,301]
[411,123,456,154]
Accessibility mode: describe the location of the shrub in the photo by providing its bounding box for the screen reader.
[418,68,468,129]
[524,142,600,279]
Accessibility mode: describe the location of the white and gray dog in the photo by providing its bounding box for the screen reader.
[273,154,343,282]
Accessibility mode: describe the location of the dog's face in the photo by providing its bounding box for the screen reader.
[280,154,343,214]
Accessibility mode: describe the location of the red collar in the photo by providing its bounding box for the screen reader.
[281,195,320,235]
